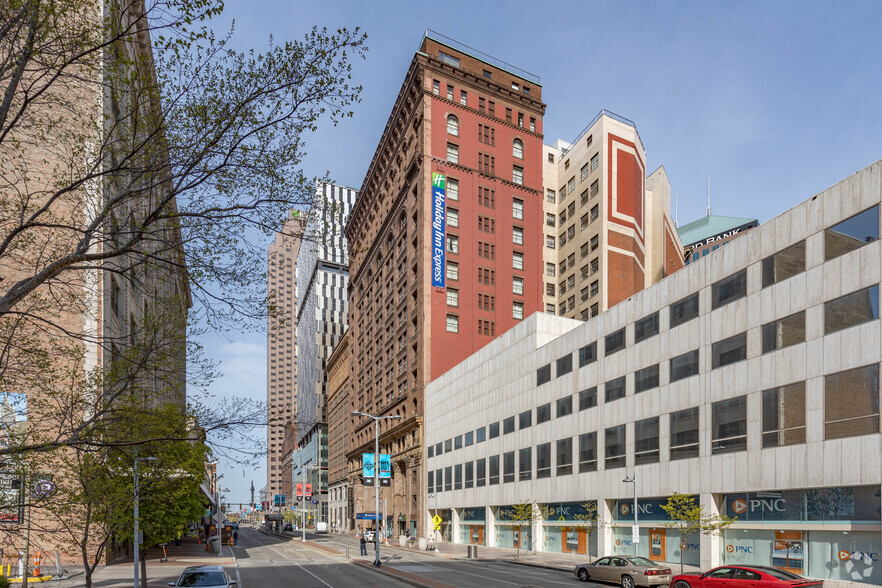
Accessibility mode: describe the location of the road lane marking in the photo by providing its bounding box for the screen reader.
[430,566,519,585]
[293,561,335,587]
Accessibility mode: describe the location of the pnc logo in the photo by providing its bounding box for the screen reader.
[731,499,748,514]
[839,551,880,562]
[616,539,621,545]
[726,545,735,553]
[620,504,631,516]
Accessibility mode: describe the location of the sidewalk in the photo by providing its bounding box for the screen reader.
[377,537,579,572]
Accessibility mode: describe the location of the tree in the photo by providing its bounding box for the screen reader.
[504,501,540,560]
[571,500,601,561]
[660,493,736,573]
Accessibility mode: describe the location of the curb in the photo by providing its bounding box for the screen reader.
[502,558,573,573]
[352,559,454,588]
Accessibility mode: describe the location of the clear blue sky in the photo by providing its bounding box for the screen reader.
[202,0,882,505]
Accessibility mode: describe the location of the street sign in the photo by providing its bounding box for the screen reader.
[632,524,640,543]
[432,514,442,530]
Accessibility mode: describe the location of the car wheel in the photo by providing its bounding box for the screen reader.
[621,575,635,588]
[673,582,691,588]
[577,568,590,582]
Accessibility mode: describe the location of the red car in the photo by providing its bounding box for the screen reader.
[672,566,822,588]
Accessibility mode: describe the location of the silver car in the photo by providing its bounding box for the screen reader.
[168,565,237,587]
[574,556,672,588]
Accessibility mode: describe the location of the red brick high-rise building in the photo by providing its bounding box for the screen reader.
[344,32,545,536]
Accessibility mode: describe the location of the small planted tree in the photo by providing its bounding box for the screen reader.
[507,501,540,560]
[572,501,601,561]
[660,493,736,573]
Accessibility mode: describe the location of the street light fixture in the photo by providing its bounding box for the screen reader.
[623,475,638,556]
[352,410,401,567]
[427,492,440,552]
[133,456,158,588]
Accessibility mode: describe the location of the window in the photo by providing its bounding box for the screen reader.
[465,431,474,446]
[446,314,459,333]
[670,293,700,328]
[428,445,434,459]
[446,288,459,307]
[503,451,515,483]
[519,410,532,430]
[446,114,458,136]
[546,189,556,203]
[529,117,535,131]
[446,234,459,253]
[546,235,555,249]
[762,241,805,287]
[556,396,573,418]
[712,396,747,454]
[536,363,551,385]
[762,382,806,447]
[444,466,452,490]
[518,113,524,127]
[546,304,555,314]
[546,283,555,296]
[670,407,699,460]
[824,285,879,334]
[460,89,467,105]
[579,432,597,472]
[505,107,512,122]
[634,364,660,393]
[712,269,747,309]
[564,159,570,170]
[581,163,589,181]
[513,278,525,296]
[489,455,500,485]
[605,376,626,403]
[825,364,880,439]
[513,252,524,270]
[825,205,879,260]
[427,470,434,492]
[762,311,805,353]
[446,84,454,100]
[512,198,524,220]
[537,403,551,424]
[446,142,459,164]
[432,79,440,95]
[513,139,524,159]
[476,458,486,487]
[546,262,555,276]
[489,422,500,439]
[634,312,659,343]
[605,425,626,469]
[579,343,596,366]
[568,177,576,194]
[479,97,485,112]
[512,227,524,245]
[557,354,573,376]
[503,416,515,434]
[476,427,486,443]
[483,69,492,79]
[513,302,524,320]
[447,178,459,200]
[605,328,626,356]
[454,435,463,450]
[512,166,524,185]
[439,51,460,68]
[590,205,599,222]
[579,387,597,411]
[712,333,747,368]
[590,234,599,251]
[590,152,599,171]
[670,350,699,382]
[635,417,660,465]
[518,447,532,481]
[446,261,459,281]
[590,179,599,197]
[464,461,473,488]
[534,443,552,479]
[556,438,573,476]
[436,442,443,455]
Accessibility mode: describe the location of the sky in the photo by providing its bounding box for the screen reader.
[200,0,882,506]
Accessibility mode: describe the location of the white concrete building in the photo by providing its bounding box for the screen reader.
[425,160,882,585]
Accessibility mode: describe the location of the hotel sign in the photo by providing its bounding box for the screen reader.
[431,173,446,288]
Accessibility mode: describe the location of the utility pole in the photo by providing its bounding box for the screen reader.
[250,481,255,508]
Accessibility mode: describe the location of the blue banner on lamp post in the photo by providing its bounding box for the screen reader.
[431,173,446,288]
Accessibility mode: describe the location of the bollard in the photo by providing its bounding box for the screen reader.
[33,552,41,577]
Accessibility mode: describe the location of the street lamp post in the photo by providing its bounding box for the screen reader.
[352,411,401,567]
[133,456,157,588]
[427,492,439,552]
[623,475,638,556]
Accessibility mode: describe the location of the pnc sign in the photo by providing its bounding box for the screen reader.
[839,551,879,562]
[731,499,748,514]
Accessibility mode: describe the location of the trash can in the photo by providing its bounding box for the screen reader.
[467,545,478,558]
[208,536,220,553]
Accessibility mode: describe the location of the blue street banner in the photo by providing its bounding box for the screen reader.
[431,173,446,288]
[362,453,375,478]
[379,454,391,478]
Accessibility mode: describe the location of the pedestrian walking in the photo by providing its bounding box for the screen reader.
[175,529,182,548]
[233,529,239,546]
[359,534,367,556]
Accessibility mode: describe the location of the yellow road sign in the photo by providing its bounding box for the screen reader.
[432,514,442,530]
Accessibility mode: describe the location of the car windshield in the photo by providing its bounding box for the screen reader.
[177,571,227,586]
[627,557,657,567]
[759,568,802,580]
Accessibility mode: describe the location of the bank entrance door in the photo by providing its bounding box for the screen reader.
[470,525,484,545]
[649,528,666,561]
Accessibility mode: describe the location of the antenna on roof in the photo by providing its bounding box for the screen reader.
[675,192,679,228]
[706,177,711,217]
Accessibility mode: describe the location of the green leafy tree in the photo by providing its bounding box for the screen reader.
[505,501,540,560]
[571,501,601,561]
[660,492,736,573]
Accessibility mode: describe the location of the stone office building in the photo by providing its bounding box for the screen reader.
[425,160,882,585]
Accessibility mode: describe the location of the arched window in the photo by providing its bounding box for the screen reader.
[447,114,459,136]
[513,138,524,159]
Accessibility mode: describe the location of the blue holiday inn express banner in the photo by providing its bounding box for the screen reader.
[431,172,446,288]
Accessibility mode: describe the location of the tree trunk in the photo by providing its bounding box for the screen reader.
[679,530,685,574]
[140,549,148,588]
